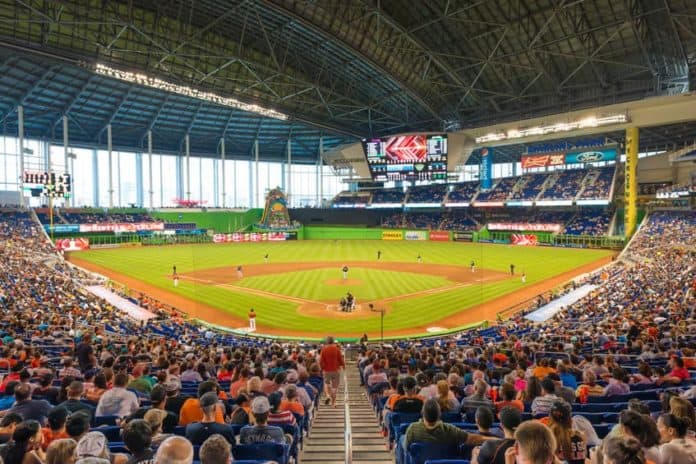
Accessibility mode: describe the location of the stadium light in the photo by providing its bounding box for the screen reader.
[475,114,628,144]
[91,63,288,121]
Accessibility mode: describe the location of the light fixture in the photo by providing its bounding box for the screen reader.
[91,63,288,121]
[476,114,628,144]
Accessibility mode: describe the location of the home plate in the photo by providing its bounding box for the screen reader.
[426,327,447,333]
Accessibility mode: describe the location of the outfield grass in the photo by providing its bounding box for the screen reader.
[76,240,612,334]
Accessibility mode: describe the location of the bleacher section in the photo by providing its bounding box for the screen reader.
[539,169,587,200]
[371,188,406,205]
[579,166,615,200]
[60,209,156,224]
[509,173,548,201]
[563,209,613,235]
[445,182,479,205]
[405,184,448,205]
[474,176,518,203]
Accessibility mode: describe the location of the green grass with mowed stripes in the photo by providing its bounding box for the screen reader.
[76,240,611,334]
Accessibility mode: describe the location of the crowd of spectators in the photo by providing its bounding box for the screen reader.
[563,210,613,236]
[541,169,588,200]
[579,166,615,200]
[361,210,696,463]
[475,177,519,202]
[406,185,448,204]
[509,173,549,201]
[371,189,406,204]
[58,209,156,224]
[0,205,694,464]
[446,182,480,204]
[332,193,371,207]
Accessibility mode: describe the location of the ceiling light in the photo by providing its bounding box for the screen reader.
[90,63,288,121]
[475,113,628,143]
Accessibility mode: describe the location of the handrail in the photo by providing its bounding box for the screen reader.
[343,369,352,464]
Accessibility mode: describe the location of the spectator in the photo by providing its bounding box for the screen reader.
[601,436,646,464]
[657,413,696,464]
[84,374,108,403]
[185,392,234,446]
[319,335,344,408]
[471,406,521,464]
[199,434,232,464]
[65,411,91,443]
[127,365,153,395]
[128,385,178,434]
[1,384,52,425]
[0,419,45,464]
[403,399,491,452]
[154,436,193,464]
[95,373,139,418]
[46,438,77,464]
[58,381,95,418]
[547,400,586,464]
[531,378,559,417]
[267,391,296,427]
[462,379,494,420]
[163,380,187,418]
[546,373,575,404]
[669,396,696,435]
[123,419,155,464]
[239,396,286,445]
[504,420,559,464]
[658,357,691,385]
[280,384,305,418]
[518,376,541,403]
[178,380,224,426]
[475,406,501,438]
[0,413,23,444]
[75,431,123,464]
[143,409,173,447]
[42,407,70,450]
[575,371,604,400]
[436,379,459,413]
[495,383,524,414]
[604,368,630,396]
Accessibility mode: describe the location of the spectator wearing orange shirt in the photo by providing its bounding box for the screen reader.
[178,380,225,426]
[532,358,555,379]
[280,385,305,418]
[229,367,251,398]
[41,407,70,451]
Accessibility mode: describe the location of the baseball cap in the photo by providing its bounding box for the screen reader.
[199,391,218,408]
[251,396,271,415]
[76,431,107,459]
[499,406,522,431]
[163,379,180,393]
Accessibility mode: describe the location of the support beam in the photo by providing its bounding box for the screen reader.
[63,116,70,207]
[47,74,97,137]
[254,139,260,208]
[220,138,226,208]
[625,127,639,238]
[140,95,170,142]
[287,138,292,207]
[18,105,24,207]
[92,149,99,207]
[185,134,191,202]
[318,136,324,206]
[148,130,154,209]
[107,124,114,208]
[97,86,136,141]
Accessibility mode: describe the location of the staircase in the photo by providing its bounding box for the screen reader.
[301,362,393,464]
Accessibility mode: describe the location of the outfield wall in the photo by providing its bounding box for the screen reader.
[151,209,263,232]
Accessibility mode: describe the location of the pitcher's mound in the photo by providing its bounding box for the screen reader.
[325,278,362,286]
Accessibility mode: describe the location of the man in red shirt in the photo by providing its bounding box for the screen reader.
[658,356,691,385]
[319,336,344,408]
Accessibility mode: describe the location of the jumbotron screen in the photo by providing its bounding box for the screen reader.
[363,134,447,182]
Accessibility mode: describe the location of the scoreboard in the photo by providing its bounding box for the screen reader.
[363,134,448,182]
[23,171,72,198]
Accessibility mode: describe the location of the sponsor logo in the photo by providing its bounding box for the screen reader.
[575,151,604,162]
[382,231,403,241]
[429,231,450,241]
[404,231,426,241]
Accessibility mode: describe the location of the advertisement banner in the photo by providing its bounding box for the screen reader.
[43,224,80,233]
[404,230,427,241]
[55,238,89,251]
[520,153,565,169]
[212,232,288,243]
[488,223,562,233]
[453,232,474,242]
[480,147,493,190]
[511,234,538,246]
[79,222,165,233]
[564,148,616,164]
[429,231,450,241]
[381,230,403,241]
[624,128,638,237]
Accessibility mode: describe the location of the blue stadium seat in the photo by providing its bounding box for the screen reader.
[232,443,289,464]
[407,442,461,464]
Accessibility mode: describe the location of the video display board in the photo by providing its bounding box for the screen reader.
[363,134,447,182]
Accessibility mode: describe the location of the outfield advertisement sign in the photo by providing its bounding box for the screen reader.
[511,234,538,246]
[488,222,563,232]
[521,146,616,168]
[429,231,450,241]
[404,230,427,241]
[382,231,403,241]
[521,153,565,169]
[213,232,289,243]
[479,148,493,190]
[453,232,474,242]
[55,238,90,251]
[79,222,165,233]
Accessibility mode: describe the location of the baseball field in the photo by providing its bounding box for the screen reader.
[69,240,613,340]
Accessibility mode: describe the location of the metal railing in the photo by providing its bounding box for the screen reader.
[343,369,352,464]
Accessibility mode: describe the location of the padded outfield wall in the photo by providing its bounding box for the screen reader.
[151,209,263,232]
